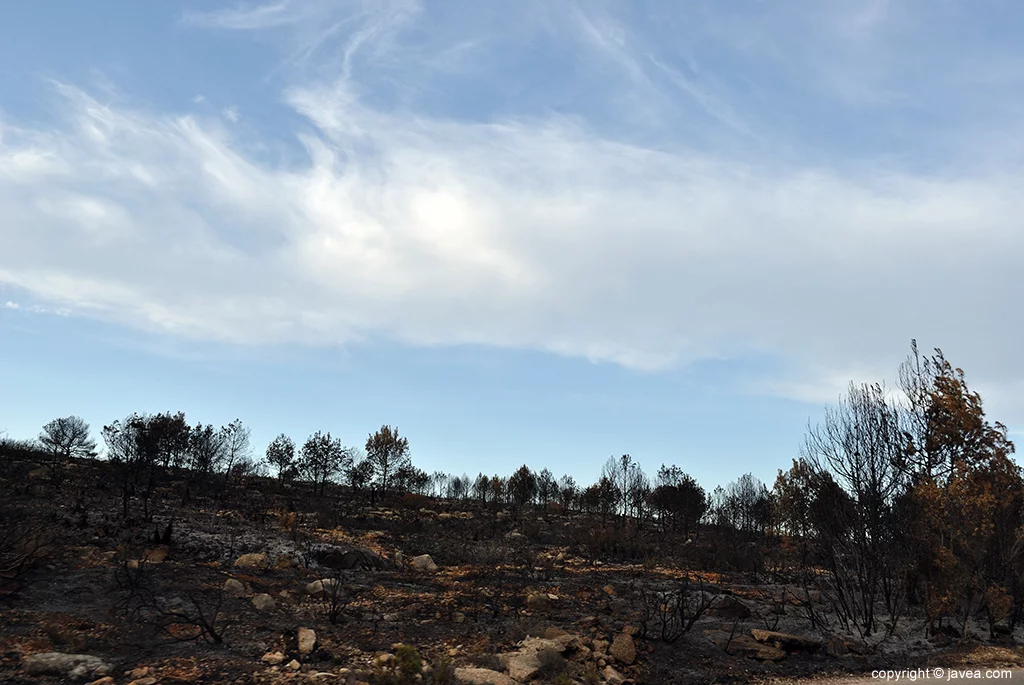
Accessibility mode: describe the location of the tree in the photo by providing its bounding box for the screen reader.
[801,381,907,637]
[650,465,708,538]
[265,434,297,481]
[300,431,351,496]
[103,414,159,519]
[507,465,538,513]
[219,419,251,493]
[365,425,410,497]
[39,416,96,477]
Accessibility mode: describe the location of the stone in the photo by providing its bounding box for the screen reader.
[602,584,616,596]
[501,651,542,681]
[394,550,404,567]
[826,635,849,657]
[454,667,518,685]
[305,578,341,599]
[710,595,751,619]
[23,653,111,680]
[234,552,269,569]
[298,627,317,656]
[287,659,301,671]
[252,593,276,611]
[453,611,466,623]
[525,592,551,612]
[609,633,636,665]
[261,651,286,665]
[412,554,438,572]
[142,545,169,563]
[223,578,248,598]
[750,629,822,652]
[603,665,626,685]
[724,634,786,662]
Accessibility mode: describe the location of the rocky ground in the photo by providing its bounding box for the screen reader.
[2,457,1023,684]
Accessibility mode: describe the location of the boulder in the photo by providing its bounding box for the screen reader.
[142,545,169,563]
[234,552,269,569]
[525,592,551,612]
[750,629,822,652]
[499,637,571,681]
[709,595,751,619]
[454,667,517,685]
[252,593,276,611]
[313,546,389,571]
[305,578,341,599]
[609,633,636,665]
[261,651,286,665]
[412,554,438,572]
[223,578,248,598]
[826,635,849,657]
[297,627,316,656]
[501,651,542,682]
[725,634,786,661]
[23,653,111,680]
[603,665,627,685]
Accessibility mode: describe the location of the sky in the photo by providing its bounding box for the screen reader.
[2,1,1024,490]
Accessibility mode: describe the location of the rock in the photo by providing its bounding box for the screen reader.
[544,626,569,639]
[23,653,111,680]
[525,592,551,612]
[223,578,248,598]
[602,584,616,596]
[88,678,115,685]
[394,550,404,567]
[143,545,169,563]
[412,554,438,572]
[234,552,269,569]
[128,667,151,679]
[750,629,822,652]
[252,593,276,611]
[261,651,286,665]
[501,651,542,681]
[287,659,301,671]
[609,633,636,665]
[603,665,627,685]
[128,678,157,685]
[313,546,389,571]
[298,627,317,656]
[826,635,849,657]
[305,578,341,599]
[454,667,518,685]
[454,611,466,623]
[709,595,751,619]
[499,637,571,681]
[274,555,296,570]
[725,634,786,661]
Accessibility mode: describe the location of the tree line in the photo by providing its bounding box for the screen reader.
[4,340,1022,642]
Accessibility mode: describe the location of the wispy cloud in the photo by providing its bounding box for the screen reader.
[2,0,1024,421]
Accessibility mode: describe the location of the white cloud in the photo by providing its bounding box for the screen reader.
[2,1,1024,425]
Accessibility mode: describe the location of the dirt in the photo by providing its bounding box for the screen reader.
[2,456,1023,684]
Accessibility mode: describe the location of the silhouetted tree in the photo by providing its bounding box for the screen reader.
[265,434,297,481]
[39,416,96,479]
[300,431,351,496]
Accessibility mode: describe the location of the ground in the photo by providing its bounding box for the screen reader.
[2,456,1022,684]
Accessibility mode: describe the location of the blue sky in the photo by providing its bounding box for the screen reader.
[2,1,1024,490]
